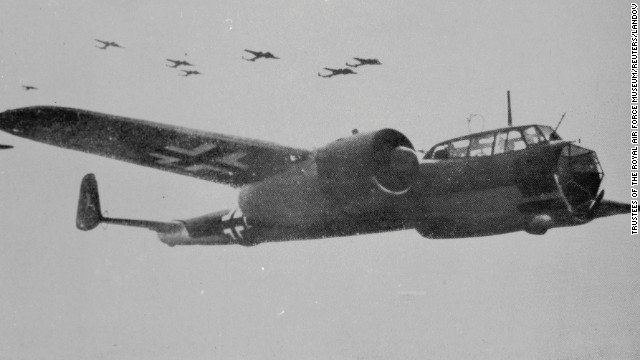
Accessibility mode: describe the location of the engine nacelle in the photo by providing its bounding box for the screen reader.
[315,129,418,202]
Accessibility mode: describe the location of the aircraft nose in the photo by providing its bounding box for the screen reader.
[556,144,604,212]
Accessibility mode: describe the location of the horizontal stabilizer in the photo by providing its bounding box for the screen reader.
[75,173,183,233]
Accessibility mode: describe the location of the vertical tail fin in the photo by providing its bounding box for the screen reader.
[76,173,104,231]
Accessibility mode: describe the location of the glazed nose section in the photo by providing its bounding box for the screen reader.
[555,144,604,213]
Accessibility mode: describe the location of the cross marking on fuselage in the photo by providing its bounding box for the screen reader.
[221,208,251,240]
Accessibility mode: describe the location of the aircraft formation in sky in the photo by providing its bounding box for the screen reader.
[17,39,382,90]
[0,35,628,246]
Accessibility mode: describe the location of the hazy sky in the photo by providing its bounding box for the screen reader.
[0,1,638,359]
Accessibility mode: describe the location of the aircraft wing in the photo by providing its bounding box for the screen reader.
[0,106,311,187]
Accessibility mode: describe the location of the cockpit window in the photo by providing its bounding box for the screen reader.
[495,130,526,154]
[469,133,494,157]
[538,126,562,141]
[522,126,543,145]
[493,131,508,154]
[427,124,551,159]
[450,139,469,158]
[507,130,526,151]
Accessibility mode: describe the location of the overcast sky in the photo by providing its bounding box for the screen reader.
[0,1,638,359]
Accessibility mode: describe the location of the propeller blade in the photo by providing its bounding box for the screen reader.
[589,189,605,213]
[579,189,606,222]
[0,144,13,150]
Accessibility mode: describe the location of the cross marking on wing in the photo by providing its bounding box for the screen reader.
[185,164,233,175]
[218,151,249,170]
[149,153,181,165]
[166,143,218,156]
[149,143,250,173]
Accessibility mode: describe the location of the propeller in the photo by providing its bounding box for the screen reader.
[574,189,605,222]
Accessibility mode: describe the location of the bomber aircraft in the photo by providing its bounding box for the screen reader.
[318,68,357,78]
[242,49,280,62]
[346,57,382,68]
[166,59,195,68]
[178,70,202,77]
[94,39,124,50]
[0,102,630,246]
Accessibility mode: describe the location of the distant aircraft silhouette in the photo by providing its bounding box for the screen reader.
[179,70,202,77]
[318,68,357,78]
[243,49,279,62]
[21,85,38,91]
[346,57,382,67]
[166,59,195,68]
[95,39,124,50]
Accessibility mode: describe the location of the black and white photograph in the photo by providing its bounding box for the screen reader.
[0,1,638,359]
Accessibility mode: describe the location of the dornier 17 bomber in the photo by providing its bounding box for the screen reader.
[0,101,630,246]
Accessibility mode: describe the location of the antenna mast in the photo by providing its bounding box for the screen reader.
[554,112,567,132]
[507,90,512,127]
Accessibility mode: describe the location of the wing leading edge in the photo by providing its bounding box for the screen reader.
[0,106,310,187]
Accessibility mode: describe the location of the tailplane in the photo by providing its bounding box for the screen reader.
[74,173,250,246]
[75,173,181,233]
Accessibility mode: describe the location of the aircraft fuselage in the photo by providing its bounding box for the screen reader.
[234,133,603,245]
